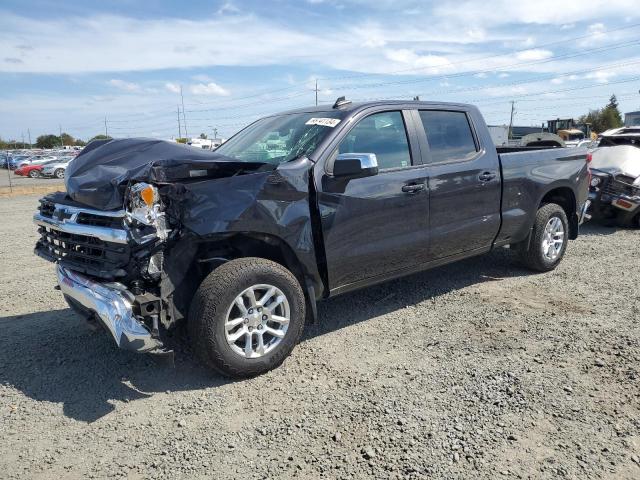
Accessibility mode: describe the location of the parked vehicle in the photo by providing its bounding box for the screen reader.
[33,99,590,378]
[15,163,46,178]
[588,126,640,227]
[17,155,58,168]
[520,132,565,148]
[41,157,74,179]
[8,155,32,170]
[557,128,586,147]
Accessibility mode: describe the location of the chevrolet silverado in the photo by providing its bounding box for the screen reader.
[34,99,590,377]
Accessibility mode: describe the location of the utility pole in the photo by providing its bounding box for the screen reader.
[27,129,32,149]
[315,79,319,106]
[180,85,188,139]
[104,116,108,137]
[508,101,516,141]
[59,125,63,148]
[177,105,182,139]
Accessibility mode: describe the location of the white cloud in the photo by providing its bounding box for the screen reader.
[585,70,616,84]
[190,82,230,96]
[515,49,553,61]
[192,74,213,82]
[384,49,452,73]
[217,2,240,15]
[165,82,181,93]
[108,79,140,91]
[433,0,638,26]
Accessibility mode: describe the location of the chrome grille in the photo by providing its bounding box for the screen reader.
[602,175,640,198]
[34,201,130,278]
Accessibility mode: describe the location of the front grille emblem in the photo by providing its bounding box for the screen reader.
[53,207,73,222]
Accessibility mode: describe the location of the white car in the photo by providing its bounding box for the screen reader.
[41,158,73,179]
[18,155,58,168]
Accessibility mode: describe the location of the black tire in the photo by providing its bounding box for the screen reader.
[54,169,64,179]
[28,170,40,178]
[517,203,569,272]
[188,257,306,378]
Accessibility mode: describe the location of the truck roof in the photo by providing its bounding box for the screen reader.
[276,100,475,117]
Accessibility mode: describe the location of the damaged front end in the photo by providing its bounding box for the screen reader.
[589,170,640,227]
[33,137,323,359]
[34,183,175,354]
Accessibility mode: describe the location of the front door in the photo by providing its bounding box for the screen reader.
[316,110,431,291]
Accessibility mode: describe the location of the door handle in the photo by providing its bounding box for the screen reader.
[478,172,496,182]
[401,183,425,194]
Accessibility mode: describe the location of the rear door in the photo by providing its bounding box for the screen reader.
[414,109,501,259]
[315,109,431,291]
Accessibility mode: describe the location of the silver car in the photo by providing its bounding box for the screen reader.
[41,157,73,179]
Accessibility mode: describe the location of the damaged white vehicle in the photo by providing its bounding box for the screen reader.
[588,127,640,227]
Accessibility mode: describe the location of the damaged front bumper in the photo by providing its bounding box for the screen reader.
[57,264,162,353]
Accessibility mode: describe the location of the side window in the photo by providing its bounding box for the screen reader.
[419,110,478,163]
[338,111,411,170]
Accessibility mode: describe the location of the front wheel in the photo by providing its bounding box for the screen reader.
[54,169,65,179]
[188,257,306,378]
[28,170,40,178]
[517,203,569,272]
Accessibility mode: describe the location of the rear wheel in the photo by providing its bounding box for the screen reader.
[517,203,569,272]
[28,169,40,178]
[188,257,306,378]
[54,169,65,179]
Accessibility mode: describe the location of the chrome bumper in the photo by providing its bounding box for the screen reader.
[57,264,161,353]
[579,199,591,224]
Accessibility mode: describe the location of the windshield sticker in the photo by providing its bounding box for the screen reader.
[305,118,341,128]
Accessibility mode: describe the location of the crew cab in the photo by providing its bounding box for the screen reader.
[33,99,590,377]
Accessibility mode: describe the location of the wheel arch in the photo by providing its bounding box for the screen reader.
[538,186,578,239]
[188,232,321,322]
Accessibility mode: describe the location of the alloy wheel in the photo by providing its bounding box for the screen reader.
[224,284,290,359]
[541,216,565,261]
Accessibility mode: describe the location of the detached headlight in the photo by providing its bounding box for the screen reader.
[125,183,169,241]
[590,177,601,187]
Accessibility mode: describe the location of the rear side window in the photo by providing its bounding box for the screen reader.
[338,111,412,170]
[419,110,478,163]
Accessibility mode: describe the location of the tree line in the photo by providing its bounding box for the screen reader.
[0,133,112,150]
[577,95,624,133]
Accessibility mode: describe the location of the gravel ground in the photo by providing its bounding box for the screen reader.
[0,169,64,189]
[1,194,639,479]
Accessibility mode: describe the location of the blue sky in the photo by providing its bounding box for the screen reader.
[1,0,640,142]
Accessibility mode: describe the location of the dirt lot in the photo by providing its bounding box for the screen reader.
[0,170,64,189]
[0,170,64,196]
[0,194,639,479]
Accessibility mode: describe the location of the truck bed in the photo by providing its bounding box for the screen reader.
[495,146,589,248]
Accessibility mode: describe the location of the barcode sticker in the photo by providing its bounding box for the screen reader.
[305,118,341,127]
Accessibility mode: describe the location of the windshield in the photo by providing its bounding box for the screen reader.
[215,111,343,164]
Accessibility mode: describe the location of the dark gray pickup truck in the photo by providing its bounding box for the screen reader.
[34,99,590,377]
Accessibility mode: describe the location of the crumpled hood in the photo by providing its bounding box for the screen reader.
[65,138,272,210]
[591,145,640,179]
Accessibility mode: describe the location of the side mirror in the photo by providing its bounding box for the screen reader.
[333,153,379,179]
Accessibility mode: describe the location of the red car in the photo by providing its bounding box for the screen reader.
[15,164,44,178]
